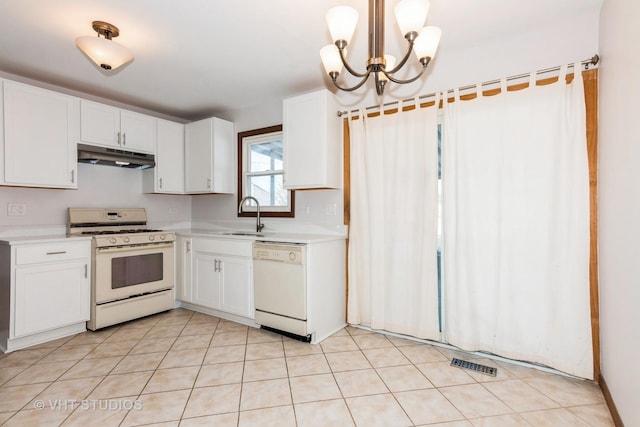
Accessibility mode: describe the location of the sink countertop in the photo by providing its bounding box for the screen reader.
[173,228,346,244]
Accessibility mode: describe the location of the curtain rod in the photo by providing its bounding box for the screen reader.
[336,54,599,117]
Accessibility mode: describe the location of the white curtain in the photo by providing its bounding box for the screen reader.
[442,65,593,378]
[348,100,440,340]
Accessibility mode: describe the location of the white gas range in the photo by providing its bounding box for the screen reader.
[68,208,175,330]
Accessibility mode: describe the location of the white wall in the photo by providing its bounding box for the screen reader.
[0,163,191,235]
[598,0,640,424]
[1,5,601,239]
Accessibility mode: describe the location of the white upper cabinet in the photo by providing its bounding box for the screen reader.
[283,89,342,189]
[143,119,185,194]
[184,117,234,194]
[80,100,156,153]
[1,80,79,189]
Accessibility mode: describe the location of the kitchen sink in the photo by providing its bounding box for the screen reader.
[221,232,265,237]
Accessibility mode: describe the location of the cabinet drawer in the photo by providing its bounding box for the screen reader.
[16,241,90,265]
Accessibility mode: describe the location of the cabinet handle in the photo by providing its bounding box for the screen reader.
[46,251,67,255]
[122,133,126,146]
[186,241,191,253]
[117,132,121,145]
[214,259,218,272]
[84,264,88,278]
[159,178,163,189]
[71,170,75,184]
[218,259,222,272]
[207,178,212,189]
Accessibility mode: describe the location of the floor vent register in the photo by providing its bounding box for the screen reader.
[450,358,498,377]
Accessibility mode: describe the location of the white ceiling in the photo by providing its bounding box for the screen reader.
[0,0,603,121]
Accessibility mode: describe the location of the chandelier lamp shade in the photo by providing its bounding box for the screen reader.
[76,21,134,70]
[320,0,441,96]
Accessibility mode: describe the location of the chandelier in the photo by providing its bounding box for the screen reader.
[320,0,441,96]
[76,21,134,71]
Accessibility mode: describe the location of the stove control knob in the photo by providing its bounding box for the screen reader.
[123,236,130,243]
[148,235,155,241]
[159,234,166,240]
[109,238,117,244]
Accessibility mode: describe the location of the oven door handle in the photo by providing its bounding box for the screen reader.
[96,242,174,254]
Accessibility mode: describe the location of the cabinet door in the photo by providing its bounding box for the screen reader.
[14,261,90,337]
[121,110,156,153]
[283,89,341,189]
[3,81,78,188]
[80,100,120,148]
[175,237,192,303]
[211,118,234,193]
[152,119,184,193]
[219,255,252,318]
[184,118,213,193]
[191,248,221,309]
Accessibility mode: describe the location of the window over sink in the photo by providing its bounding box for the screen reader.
[238,125,295,217]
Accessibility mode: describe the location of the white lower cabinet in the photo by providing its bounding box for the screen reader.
[178,236,253,319]
[14,261,89,337]
[0,238,91,352]
[175,236,193,303]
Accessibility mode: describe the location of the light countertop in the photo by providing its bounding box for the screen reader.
[0,235,92,246]
[173,228,346,244]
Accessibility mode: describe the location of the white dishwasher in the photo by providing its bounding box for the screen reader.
[252,242,310,341]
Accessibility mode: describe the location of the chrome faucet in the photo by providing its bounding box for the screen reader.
[238,196,264,233]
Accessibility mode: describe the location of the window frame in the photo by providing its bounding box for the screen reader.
[237,125,295,218]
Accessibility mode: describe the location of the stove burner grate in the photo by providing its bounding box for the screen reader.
[82,229,163,235]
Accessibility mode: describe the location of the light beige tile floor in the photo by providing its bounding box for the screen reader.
[0,308,615,426]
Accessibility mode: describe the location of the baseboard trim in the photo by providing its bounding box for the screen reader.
[599,374,624,427]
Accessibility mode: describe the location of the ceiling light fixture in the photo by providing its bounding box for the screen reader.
[76,21,134,70]
[320,0,441,96]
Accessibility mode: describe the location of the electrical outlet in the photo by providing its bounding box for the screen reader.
[326,203,337,216]
[7,203,26,216]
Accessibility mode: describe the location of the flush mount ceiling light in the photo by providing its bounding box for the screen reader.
[75,21,134,70]
[320,0,441,96]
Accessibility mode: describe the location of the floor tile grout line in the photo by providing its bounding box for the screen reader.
[175,312,218,425]
[324,331,384,427]
[233,320,248,425]
[0,309,615,426]
[71,310,192,426]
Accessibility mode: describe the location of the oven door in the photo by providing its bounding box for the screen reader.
[94,242,174,304]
